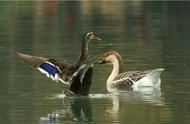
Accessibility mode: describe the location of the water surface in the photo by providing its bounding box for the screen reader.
[0,1,190,124]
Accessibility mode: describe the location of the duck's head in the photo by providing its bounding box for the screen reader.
[85,32,101,42]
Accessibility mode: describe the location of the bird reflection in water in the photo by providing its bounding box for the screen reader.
[104,87,164,123]
[40,87,164,123]
[70,98,92,122]
[40,97,92,123]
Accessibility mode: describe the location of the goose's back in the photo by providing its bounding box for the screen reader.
[111,70,152,90]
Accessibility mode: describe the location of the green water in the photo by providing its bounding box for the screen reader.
[0,1,190,124]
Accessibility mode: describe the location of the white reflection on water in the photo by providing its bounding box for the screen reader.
[40,88,164,123]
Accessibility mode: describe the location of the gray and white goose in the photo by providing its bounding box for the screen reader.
[99,51,164,92]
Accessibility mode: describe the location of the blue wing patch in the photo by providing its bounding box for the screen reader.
[37,61,60,81]
[40,62,59,76]
[37,61,69,85]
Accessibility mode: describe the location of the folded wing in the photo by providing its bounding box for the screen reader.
[111,70,151,90]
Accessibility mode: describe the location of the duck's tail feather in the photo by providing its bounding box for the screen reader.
[138,68,164,87]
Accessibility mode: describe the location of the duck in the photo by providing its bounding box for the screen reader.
[99,51,164,92]
[16,32,101,96]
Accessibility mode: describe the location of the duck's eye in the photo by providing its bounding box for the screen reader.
[87,32,93,35]
[87,34,92,38]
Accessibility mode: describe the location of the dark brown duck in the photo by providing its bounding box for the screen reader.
[16,32,101,96]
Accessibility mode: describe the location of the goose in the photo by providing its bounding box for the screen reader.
[99,51,164,92]
[16,32,101,96]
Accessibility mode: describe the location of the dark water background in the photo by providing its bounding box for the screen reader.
[0,1,190,124]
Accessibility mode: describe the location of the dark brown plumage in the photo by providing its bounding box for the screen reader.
[16,32,101,96]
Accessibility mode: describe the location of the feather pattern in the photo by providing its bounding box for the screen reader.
[16,32,102,96]
[39,62,60,77]
[99,51,164,92]
[111,70,152,90]
[16,52,75,85]
[37,61,70,84]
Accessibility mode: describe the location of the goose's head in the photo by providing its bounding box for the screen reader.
[99,51,124,73]
[99,51,122,64]
[85,32,101,42]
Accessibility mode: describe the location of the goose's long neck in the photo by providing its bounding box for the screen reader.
[77,39,89,65]
[107,55,124,90]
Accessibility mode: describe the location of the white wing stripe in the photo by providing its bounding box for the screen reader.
[72,64,86,77]
[38,67,70,85]
[58,77,70,85]
[46,61,56,67]
[38,67,50,78]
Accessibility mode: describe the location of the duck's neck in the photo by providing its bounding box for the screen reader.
[107,55,124,91]
[77,39,89,65]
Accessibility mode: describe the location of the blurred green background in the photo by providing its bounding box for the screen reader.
[0,1,190,124]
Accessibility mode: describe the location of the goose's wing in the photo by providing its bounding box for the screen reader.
[16,52,75,85]
[111,70,152,90]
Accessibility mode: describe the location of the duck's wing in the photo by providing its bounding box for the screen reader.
[16,52,74,85]
[111,70,152,90]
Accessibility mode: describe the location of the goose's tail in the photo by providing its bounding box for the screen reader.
[138,68,164,87]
